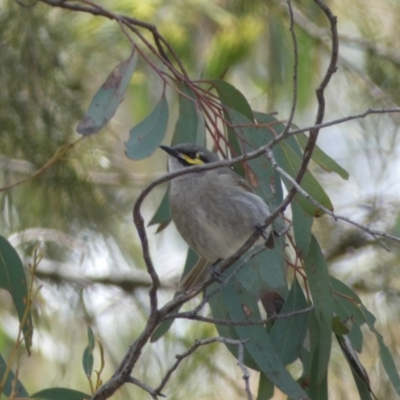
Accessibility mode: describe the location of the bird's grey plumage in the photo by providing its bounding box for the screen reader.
[161,143,272,290]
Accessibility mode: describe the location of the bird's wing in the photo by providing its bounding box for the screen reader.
[215,167,256,193]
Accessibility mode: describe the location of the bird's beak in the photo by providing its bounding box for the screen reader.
[159,145,179,158]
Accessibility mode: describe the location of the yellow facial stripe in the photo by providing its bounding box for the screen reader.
[181,153,204,165]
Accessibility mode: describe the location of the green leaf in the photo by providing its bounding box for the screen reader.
[218,280,309,400]
[30,388,91,400]
[237,247,287,300]
[308,345,328,400]
[296,133,349,180]
[254,112,333,217]
[82,326,95,378]
[212,80,252,177]
[330,276,365,352]
[303,236,333,383]
[172,84,205,146]
[361,305,400,395]
[228,110,284,230]
[351,370,373,400]
[0,235,32,352]
[336,334,373,397]
[0,352,29,397]
[148,188,171,232]
[125,95,169,160]
[269,278,308,365]
[77,48,137,135]
[279,142,333,216]
[257,373,274,400]
[291,199,313,256]
[210,80,253,120]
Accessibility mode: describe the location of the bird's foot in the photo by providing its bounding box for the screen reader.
[256,224,269,240]
[210,259,223,283]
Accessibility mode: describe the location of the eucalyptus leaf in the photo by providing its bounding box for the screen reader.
[126,96,169,160]
[0,235,32,352]
[214,280,309,399]
[82,326,95,377]
[0,352,29,397]
[296,133,349,180]
[291,199,313,256]
[173,84,205,146]
[361,305,400,396]
[304,236,333,384]
[31,388,91,400]
[269,278,308,365]
[77,48,137,135]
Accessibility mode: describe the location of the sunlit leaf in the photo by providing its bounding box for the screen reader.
[125,96,169,160]
[77,47,137,135]
[31,388,91,400]
[0,352,29,397]
[0,235,32,352]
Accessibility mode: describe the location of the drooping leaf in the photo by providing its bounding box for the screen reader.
[257,373,274,400]
[212,280,309,400]
[125,95,169,160]
[210,80,254,120]
[269,278,308,365]
[279,141,333,216]
[0,352,29,397]
[330,276,365,352]
[30,388,91,400]
[211,80,253,176]
[296,133,349,180]
[0,235,32,352]
[173,84,205,146]
[361,305,400,396]
[237,247,287,301]
[82,326,95,378]
[336,334,374,398]
[254,112,333,217]
[303,236,333,384]
[291,199,314,257]
[351,370,374,400]
[308,345,329,400]
[148,188,171,232]
[77,47,137,135]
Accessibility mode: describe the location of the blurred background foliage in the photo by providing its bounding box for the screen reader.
[1,0,400,398]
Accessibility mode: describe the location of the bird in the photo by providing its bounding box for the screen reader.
[160,143,274,291]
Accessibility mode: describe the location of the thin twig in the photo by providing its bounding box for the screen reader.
[167,306,315,326]
[154,337,252,399]
[265,148,400,245]
[126,376,160,400]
